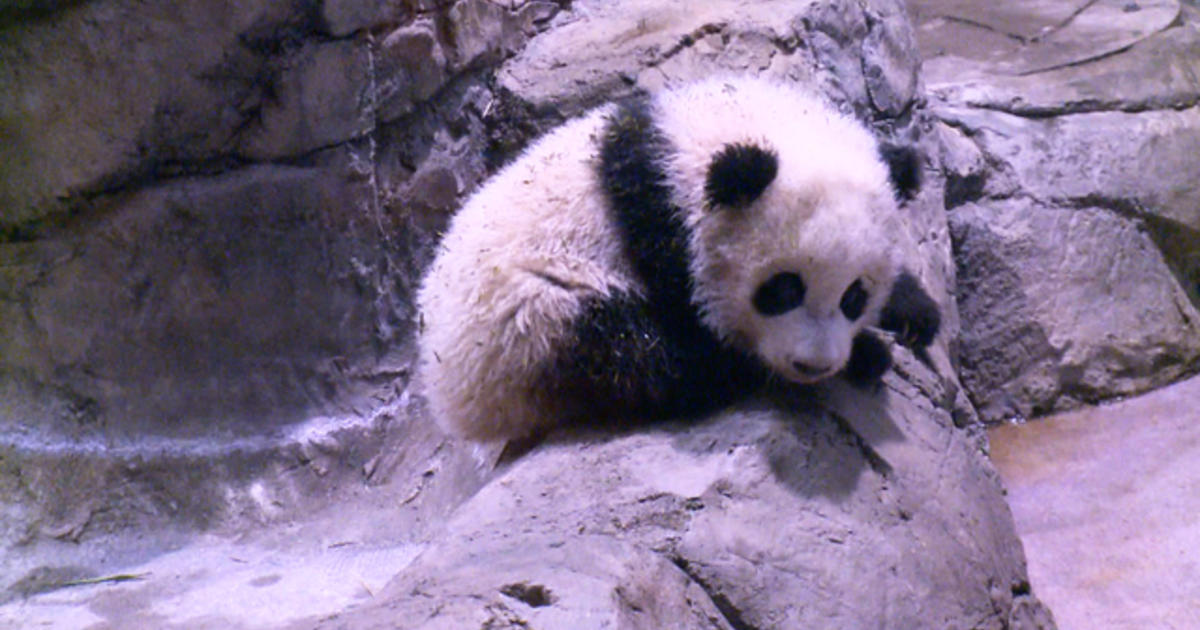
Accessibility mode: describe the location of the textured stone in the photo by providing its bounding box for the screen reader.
[951,199,1200,421]
[938,106,1200,232]
[926,3,1200,419]
[498,0,824,117]
[320,0,396,37]
[311,360,1052,629]
[238,39,372,160]
[0,159,399,445]
[445,0,544,72]
[861,0,921,116]
[0,2,317,233]
[928,5,1200,115]
[990,375,1200,630]
[376,19,449,122]
[914,0,1181,80]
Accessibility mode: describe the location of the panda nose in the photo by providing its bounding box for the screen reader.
[793,360,835,378]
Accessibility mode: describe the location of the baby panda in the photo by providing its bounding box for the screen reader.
[417,77,940,442]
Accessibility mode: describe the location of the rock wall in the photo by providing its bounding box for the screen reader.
[1,0,567,606]
[0,0,1065,627]
[913,0,1200,421]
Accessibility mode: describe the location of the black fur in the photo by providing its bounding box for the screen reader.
[547,293,764,423]
[543,99,935,422]
[880,144,922,201]
[880,270,941,349]
[598,97,695,312]
[843,330,892,387]
[705,143,779,208]
[839,279,868,321]
[753,272,806,316]
[538,97,770,422]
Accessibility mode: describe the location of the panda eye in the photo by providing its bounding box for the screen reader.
[840,279,869,321]
[753,272,806,316]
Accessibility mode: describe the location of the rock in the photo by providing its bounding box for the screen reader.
[445,0,548,72]
[989,375,1200,630]
[951,199,1200,421]
[320,0,393,37]
[915,0,1181,80]
[311,359,1053,629]
[238,39,372,160]
[0,159,405,444]
[0,2,319,234]
[376,19,449,122]
[926,3,1200,419]
[495,0,829,117]
[861,0,921,116]
[937,106,1200,232]
[927,12,1200,115]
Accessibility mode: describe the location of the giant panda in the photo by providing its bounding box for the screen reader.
[417,77,940,442]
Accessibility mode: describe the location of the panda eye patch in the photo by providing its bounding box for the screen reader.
[753,272,806,316]
[840,279,869,321]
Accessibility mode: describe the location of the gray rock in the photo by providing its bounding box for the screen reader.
[915,0,1181,80]
[862,0,921,116]
[238,39,372,160]
[951,199,1200,421]
[320,0,389,37]
[927,4,1200,420]
[496,0,825,117]
[446,0,549,72]
[928,4,1200,115]
[310,359,1052,629]
[0,158,405,445]
[376,19,449,122]
[938,106,1200,232]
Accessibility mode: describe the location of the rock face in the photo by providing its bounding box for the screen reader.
[913,0,1200,421]
[1,0,1060,628]
[0,0,564,615]
[308,366,1052,630]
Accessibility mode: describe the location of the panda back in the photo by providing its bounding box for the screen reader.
[416,105,641,440]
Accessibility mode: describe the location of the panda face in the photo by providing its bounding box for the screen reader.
[749,267,885,383]
[687,140,898,384]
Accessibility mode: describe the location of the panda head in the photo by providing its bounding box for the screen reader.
[659,79,919,383]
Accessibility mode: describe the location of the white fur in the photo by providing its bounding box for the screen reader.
[418,77,902,441]
[418,107,639,440]
[655,78,900,382]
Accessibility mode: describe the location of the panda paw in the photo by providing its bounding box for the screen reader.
[844,330,892,388]
[879,271,940,349]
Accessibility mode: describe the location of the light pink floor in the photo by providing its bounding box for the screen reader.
[989,375,1200,630]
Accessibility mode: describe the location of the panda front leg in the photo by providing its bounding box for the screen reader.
[879,270,941,349]
[843,270,941,388]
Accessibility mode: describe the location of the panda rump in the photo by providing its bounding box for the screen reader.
[416,77,939,441]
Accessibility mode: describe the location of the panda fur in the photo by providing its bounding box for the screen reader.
[417,77,940,442]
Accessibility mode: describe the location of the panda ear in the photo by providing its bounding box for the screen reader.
[880,143,922,201]
[705,143,778,209]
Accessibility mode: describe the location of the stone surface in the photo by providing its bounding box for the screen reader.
[0,0,560,610]
[912,0,1181,79]
[915,0,1200,422]
[989,375,1200,630]
[927,10,1200,115]
[0,396,497,628]
[950,199,1200,421]
[309,361,1051,630]
[0,159,396,446]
